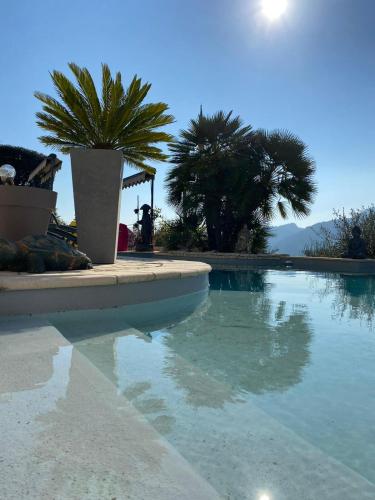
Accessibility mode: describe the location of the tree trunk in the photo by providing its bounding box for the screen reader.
[204,200,221,251]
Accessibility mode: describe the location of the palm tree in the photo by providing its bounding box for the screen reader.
[249,129,316,220]
[35,63,174,174]
[167,110,316,252]
[229,129,316,250]
[167,110,253,250]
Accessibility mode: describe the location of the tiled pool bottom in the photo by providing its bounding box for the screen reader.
[2,269,375,499]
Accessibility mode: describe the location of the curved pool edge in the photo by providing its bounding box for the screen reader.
[123,251,375,275]
[0,259,211,316]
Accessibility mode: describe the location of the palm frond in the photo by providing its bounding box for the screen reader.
[35,63,175,173]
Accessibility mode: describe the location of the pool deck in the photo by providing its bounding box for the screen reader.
[0,258,211,316]
[122,250,375,274]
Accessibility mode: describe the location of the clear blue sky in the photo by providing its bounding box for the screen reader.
[1,0,375,227]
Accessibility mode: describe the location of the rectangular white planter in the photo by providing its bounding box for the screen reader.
[70,149,124,264]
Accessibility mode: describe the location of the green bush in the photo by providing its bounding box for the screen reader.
[305,207,375,258]
[154,217,208,251]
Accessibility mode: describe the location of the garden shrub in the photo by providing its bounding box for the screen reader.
[304,207,375,258]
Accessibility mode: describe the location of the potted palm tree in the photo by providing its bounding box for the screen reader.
[35,63,174,264]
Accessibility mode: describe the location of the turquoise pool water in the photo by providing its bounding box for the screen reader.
[50,269,375,499]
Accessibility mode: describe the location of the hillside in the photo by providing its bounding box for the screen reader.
[267,220,336,256]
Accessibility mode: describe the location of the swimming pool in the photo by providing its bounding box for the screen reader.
[2,268,375,499]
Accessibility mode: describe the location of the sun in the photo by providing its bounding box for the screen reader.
[261,0,288,21]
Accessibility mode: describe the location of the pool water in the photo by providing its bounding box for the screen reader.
[51,269,375,499]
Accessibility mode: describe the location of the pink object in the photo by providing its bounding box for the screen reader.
[117,223,129,251]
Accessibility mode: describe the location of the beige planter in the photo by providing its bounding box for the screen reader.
[70,149,124,264]
[0,185,57,241]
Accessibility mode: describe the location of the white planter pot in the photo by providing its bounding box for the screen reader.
[0,185,57,241]
[70,149,124,264]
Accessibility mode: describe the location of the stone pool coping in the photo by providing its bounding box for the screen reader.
[120,251,375,275]
[0,258,211,316]
[0,258,211,291]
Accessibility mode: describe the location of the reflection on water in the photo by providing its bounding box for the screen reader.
[56,269,375,494]
[313,273,375,325]
[51,289,208,340]
[163,292,311,405]
[209,268,270,293]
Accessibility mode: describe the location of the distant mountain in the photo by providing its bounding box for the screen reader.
[267,220,336,256]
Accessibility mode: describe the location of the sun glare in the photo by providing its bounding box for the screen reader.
[258,494,271,500]
[258,494,272,500]
[261,0,288,21]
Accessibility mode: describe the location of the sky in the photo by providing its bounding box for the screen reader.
[1,0,375,228]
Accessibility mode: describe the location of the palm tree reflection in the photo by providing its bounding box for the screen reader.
[209,268,270,292]
[161,270,312,408]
